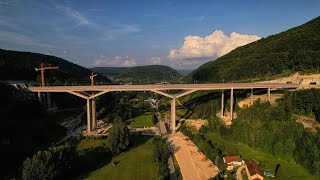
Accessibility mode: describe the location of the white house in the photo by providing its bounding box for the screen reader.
[223,156,244,170]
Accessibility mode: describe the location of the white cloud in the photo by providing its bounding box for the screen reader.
[103,24,141,40]
[53,2,141,40]
[94,55,137,67]
[147,57,162,65]
[54,4,95,27]
[0,0,16,5]
[168,30,261,65]
[179,16,206,22]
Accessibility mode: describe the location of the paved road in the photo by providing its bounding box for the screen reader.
[236,165,246,180]
[28,83,298,92]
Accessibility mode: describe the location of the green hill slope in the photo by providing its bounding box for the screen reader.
[91,65,181,83]
[184,16,320,82]
[0,49,111,84]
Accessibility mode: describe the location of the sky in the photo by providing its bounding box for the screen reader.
[0,0,319,70]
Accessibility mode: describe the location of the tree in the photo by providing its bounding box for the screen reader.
[275,164,288,180]
[22,151,56,180]
[152,137,170,179]
[22,144,75,180]
[106,122,130,154]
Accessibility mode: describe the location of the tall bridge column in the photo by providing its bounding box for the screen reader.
[171,98,176,133]
[91,98,96,130]
[230,88,234,120]
[267,88,271,102]
[251,88,253,105]
[86,99,92,133]
[37,92,42,103]
[221,90,224,117]
[47,92,52,109]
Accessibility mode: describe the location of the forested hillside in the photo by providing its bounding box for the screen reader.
[0,82,67,178]
[0,49,111,84]
[91,65,181,83]
[185,16,320,82]
[179,89,320,178]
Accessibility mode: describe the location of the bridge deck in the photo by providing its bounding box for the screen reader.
[28,83,298,92]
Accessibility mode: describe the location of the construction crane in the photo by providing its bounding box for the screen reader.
[35,63,59,87]
[90,72,98,86]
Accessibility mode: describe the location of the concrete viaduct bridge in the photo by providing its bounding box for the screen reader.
[28,83,298,134]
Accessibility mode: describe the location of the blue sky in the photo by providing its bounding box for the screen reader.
[0,0,319,70]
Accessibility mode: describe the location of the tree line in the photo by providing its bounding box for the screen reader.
[22,121,130,180]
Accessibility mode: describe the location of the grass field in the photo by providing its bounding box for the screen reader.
[205,132,318,180]
[129,113,155,128]
[83,136,159,180]
[76,138,108,151]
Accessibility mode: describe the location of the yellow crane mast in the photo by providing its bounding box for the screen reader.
[90,72,98,86]
[35,63,59,87]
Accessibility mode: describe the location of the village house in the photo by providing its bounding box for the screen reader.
[223,156,244,170]
[245,160,264,180]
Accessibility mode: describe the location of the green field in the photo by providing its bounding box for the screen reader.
[205,133,318,180]
[76,138,108,151]
[129,113,155,128]
[83,136,159,180]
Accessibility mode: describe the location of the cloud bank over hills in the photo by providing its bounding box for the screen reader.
[168,30,261,65]
[94,55,137,67]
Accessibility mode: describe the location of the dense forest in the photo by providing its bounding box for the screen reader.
[184,16,320,82]
[0,82,67,178]
[284,88,320,121]
[91,65,181,83]
[0,49,110,84]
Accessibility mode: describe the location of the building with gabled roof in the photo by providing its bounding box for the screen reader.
[245,160,264,180]
[223,156,244,170]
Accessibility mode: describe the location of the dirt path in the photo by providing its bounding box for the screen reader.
[236,165,246,180]
[238,94,283,108]
[168,132,218,180]
[293,114,320,130]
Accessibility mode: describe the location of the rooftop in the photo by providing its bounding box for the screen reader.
[246,160,263,177]
[223,156,242,163]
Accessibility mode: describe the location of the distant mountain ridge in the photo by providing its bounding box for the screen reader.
[184,16,320,82]
[0,49,111,84]
[91,65,181,83]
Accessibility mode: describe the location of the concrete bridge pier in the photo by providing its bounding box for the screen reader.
[251,88,253,105]
[86,99,92,133]
[86,98,97,133]
[47,92,52,109]
[37,92,52,110]
[230,88,234,120]
[91,98,96,130]
[267,88,271,102]
[38,92,42,103]
[221,90,224,117]
[171,98,176,133]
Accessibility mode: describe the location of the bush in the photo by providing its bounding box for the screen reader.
[22,143,75,180]
[106,122,130,154]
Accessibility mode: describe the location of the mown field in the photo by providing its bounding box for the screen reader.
[82,136,159,180]
[129,113,155,128]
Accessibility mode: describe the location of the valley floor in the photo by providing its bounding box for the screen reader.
[82,136,159,180]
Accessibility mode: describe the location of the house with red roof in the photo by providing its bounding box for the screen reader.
[223,156,244,170]
[245,160,264,180]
